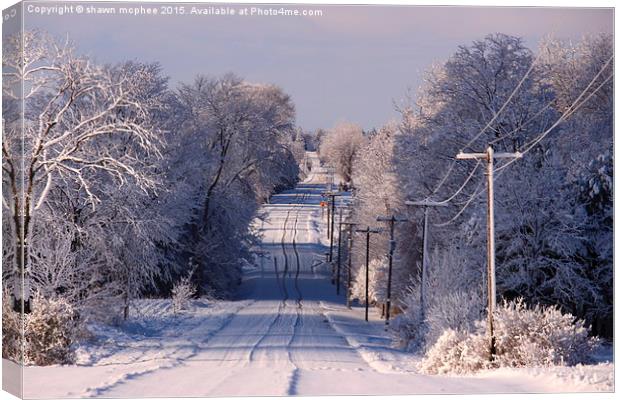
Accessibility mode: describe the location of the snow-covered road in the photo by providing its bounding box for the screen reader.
[15,152,613,398]
[91,153,387,397]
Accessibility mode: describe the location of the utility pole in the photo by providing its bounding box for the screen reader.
[322,191,342,285]
[376,215,408,326]
[325,194,331,239]
[323,192,343,262]
[404,200,446,322]
[321,192,333,249]
[456,145,521,360]
[341,222,358,308]
[330,194,337,261]
[336,207,344,295]
[336,207,342,295]
[355,226,383,321]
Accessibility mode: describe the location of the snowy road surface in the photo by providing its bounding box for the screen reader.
[14,152,613,398]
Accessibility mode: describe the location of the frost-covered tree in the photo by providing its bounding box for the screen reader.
[302,130,320,152]
[392,34,553,306]
[319,122,367,184]
[348,123,415,307]
[495,35,613,336]
[575,151,613,335]
[2,31,164,311]
[362,33,614,348]
[537,34,613,167]
[169,74,300,296]
[351,256,388,306]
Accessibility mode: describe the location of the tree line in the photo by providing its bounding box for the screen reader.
[2,31,304,323]
[316,33,613,341]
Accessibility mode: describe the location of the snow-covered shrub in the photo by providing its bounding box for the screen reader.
[351,256,388,305]
[391,283,424,351]
[424,289,484,350]
[2,292,22,362]
[421,328,488,375]
[24,293,79,365]
[391,243,485,352]
[392,286,484,352]
[492,299,597,367]
[172,275,196,313]
[421,299,598,374]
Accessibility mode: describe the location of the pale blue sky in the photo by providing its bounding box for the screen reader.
[23,2,613,130]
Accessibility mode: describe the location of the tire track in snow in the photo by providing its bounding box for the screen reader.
[285,190,308,395]
[247,299,287,362]
[291,192,306,309]
[248,191,302,362]
[174,212,295,368]
[279,193,297,304]
[247,190,307,393]
[82,299,255,397]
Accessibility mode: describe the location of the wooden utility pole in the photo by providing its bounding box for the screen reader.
[456,145,521,360]
[376,215,408,326]
[336,207,344,295]
[323,192,343,262]
[404,200,447,321]
[326,196,331,239]
[355,226,383,321]
[341,222,358,308]
[330,194,337,261]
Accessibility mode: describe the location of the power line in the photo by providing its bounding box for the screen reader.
[427,159,457,197]
[460,54,540,152]
[432,62,613,227]
[432,178,485,227]
[429,160,482,205]
[422,53,540,202]
[521,57,612,151]
[487,99,555,146]
[496,68,613,173]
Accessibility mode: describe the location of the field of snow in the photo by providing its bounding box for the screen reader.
[9,152,613,398]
